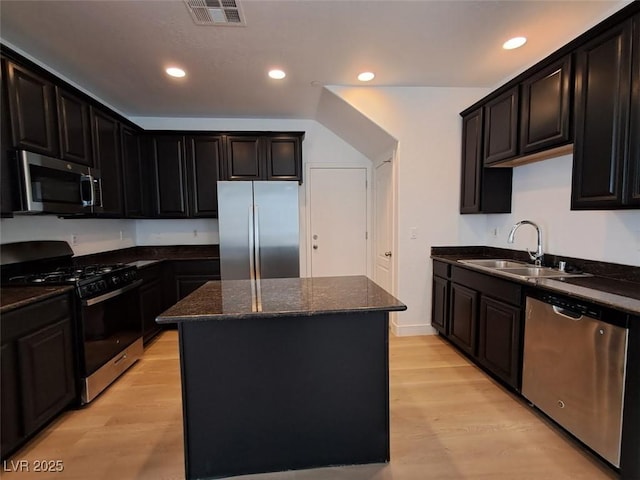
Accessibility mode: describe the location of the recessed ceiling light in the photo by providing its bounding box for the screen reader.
[503,37,527,50]
[166,67,186,78]
[268,69,286,80]
[358,71,375,82]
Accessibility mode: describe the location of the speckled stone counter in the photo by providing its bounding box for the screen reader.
[162,275,405,480]
[431,246,640,316]
[1,286,73,314]
[157,275,407,323]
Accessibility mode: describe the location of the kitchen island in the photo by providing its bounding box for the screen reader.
[156,275,406,480]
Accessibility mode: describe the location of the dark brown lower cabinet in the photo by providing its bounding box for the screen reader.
[173,259,221,301]
[477,296,521,387]
[1,292,76,460]
[138,263,166,345]
[431,275,449,335]
[449,283,478,356]
[432,262,524,391]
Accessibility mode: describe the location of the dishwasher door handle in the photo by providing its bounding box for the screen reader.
[552,305,583,320]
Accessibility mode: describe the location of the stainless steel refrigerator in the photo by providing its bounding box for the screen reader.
[217,181,300,280]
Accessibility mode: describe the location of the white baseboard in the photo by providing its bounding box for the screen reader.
[389,318,437,336]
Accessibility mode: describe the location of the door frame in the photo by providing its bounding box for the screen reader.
[303,162,372,279]
[372,150,398,332]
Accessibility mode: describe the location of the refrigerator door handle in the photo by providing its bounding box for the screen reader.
[254,205,262,281]
[248,204,256,282]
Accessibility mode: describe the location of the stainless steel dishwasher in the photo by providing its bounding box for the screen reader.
[522,292,628,467]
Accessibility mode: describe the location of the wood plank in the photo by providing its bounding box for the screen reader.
[2,332,617,479]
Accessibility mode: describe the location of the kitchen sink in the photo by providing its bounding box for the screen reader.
[458,259,589,279]
[459,259,527,269]
[495,266,576,278]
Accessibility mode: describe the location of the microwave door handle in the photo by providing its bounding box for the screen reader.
[80,174,94,207]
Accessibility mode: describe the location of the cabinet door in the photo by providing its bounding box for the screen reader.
[627,14,640,207]
[483,86,519,165]
[92,108,124,216]
[226,135,261,180]
[18,318,76,434]
[449,283,478,356]
[186,135,223,217]
[572,19,632,209]
[56,87,93,166]
[265,135,302,181]
[432,275,449,335]
[140,278,164,345]
[6,60,59,156]
[151,135,189,217]
[460,108,483,213]
[520,56,572,154]
[121,125,145,217]
[460,108,512,214]
[478,296,521,389]
[1,342,22,458]
[1,58,15,216]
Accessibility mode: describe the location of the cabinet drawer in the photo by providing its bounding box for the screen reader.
[172,259,220,276]
[451,266,522,306]
[432,260,450,279]
[1,294,72,341]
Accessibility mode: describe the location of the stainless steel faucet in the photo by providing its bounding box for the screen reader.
[507,220,544,266]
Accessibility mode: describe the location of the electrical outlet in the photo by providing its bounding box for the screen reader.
[70,234,78,246]
[119,230,124,241]
[193,229,198,237]
[410,227,418,240]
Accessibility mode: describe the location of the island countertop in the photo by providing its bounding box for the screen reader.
[156,275,407,323]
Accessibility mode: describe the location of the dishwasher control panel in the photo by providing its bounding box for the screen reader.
[538,292,601,318]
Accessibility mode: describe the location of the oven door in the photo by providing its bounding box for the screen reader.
[79,279,142,403]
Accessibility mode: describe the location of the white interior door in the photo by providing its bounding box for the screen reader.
[308,167,368,277]
[374,159,393,291]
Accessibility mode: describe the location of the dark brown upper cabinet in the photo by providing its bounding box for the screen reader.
[265,135,302,181]
[460,108,512,214]
[1,57,15,217]
[56,87,93,167]
[121,125,146,218]
[520,55,573,154]
[225,135,261,181]
[626,13,640,207]
[483,87,519,165]
[5,60,59,157]
[226,133,304,182]
[149,135,189,218]
[91,107,124,216]
[186,135,223,217]
[572,18,635,209]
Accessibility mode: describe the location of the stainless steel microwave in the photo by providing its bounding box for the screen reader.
[12,150,103,214]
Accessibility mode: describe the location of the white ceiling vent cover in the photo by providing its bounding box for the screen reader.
[184,0,245,26]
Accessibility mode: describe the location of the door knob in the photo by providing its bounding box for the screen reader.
[384,251,392,257]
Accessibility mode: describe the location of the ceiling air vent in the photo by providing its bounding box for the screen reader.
[184,0,246,26]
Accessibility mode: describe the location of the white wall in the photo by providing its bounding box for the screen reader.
[130,117,371,277]
[0,119,370,264]
[329,86,491,335]
[486,155,640,266]
[0,217,136,256]
[329,85,640,336]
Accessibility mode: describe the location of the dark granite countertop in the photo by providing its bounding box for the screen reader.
[1,285,73,314]
[157,275,407,323]
[431,246,640,316]
[73,245,220,266]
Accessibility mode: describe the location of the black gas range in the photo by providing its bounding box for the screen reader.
[1,241,143,404]
[8,263,138,300]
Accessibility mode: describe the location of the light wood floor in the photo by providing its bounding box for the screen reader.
[2,332,617,480]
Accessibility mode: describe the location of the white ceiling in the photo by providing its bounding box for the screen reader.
[0,0,630,120]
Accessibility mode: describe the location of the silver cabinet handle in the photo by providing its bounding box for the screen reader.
[384,251,392,257]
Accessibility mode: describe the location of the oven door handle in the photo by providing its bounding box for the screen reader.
[82,279,143,307]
